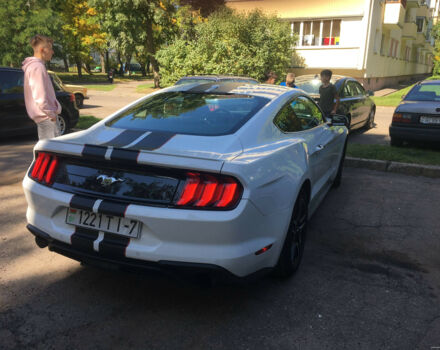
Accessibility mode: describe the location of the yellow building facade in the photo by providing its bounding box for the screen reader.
[227,0,439,89]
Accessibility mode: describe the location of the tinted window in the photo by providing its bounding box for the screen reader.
[0,71,24,94]
[353,82,366,95]
[405,83,440,102]
[107,92,270,136]
[342,81,356,97]
[274,96,323,132]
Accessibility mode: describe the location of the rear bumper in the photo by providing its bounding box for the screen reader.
[389,125,440,142]
[27,224,270,282]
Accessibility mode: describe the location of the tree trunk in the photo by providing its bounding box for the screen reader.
[146,21,160,87]
[82,63,92,75]
[62,53,69,72]
[117,52,123,76]
[125,55,132,76]
[76,60,82,77]
[100,52,107,74]
[140,63,146,77]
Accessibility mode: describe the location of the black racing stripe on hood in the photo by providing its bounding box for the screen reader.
[99,233,130,258]
[101,129,145,148]
[70,227,99,252]
[82,144,107,160]
[128,131,175,151]
[110,148,139,163]
[70,195,96,211]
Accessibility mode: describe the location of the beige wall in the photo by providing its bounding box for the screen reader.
[226,0,366,19]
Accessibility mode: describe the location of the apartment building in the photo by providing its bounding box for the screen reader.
[227,0,440,89]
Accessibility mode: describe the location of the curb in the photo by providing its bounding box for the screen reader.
[345,157,440,178]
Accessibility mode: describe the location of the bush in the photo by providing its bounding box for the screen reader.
[157,8,303,86]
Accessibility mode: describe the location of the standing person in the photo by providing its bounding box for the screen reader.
[319,69,339,118]
[22,34,61,140]
[280,73,297,88]
[264,71,277,84]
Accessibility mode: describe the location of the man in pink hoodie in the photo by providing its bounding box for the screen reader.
[22,34,62,140]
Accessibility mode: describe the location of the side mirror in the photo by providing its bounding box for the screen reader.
[367,90,374,96]
[326,114,349,128]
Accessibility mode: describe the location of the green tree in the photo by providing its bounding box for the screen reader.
[156,8,303,86]
[0,0,57,67]
[432,22,440,76]
[179,0,225,17]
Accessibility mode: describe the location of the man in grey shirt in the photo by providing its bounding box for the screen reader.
[319,69,339,118]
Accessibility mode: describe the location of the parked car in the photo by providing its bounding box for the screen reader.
[295,74,376,131]
[0,67,79,138]
[389,80,440,146]
[175,75,259,85]
[48,71,89,108]
[23,82,348,281]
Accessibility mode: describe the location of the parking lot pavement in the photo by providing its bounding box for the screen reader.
[348,106,395,145]
[1,167,439,350]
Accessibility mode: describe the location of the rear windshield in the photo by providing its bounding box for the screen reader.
[107,92,270,136]
[405,84,440,102]
[295,78,337,94]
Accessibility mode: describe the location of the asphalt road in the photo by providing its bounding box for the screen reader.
[1,167,439,350]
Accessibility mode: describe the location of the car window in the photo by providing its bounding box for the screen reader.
[0,71,24,94]
[274,96,323,133]
[342,81,356,97]
[405,83,440,102]
[353,82,366,96]
[291,96,323,130]
[107,91,270,136]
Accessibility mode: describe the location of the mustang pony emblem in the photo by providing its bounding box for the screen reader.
[96,175,125,187]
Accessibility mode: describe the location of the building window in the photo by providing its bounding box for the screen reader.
[416,17,425,32]
[292,19,341,47]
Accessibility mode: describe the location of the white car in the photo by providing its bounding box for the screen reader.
[23,82,348,280]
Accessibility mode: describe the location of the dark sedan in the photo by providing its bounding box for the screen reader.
[175,75,259,85]
[0,67,79,138]
[389,80,440,146]
[295,74,376,131]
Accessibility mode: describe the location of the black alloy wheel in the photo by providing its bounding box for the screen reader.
[365,108,375,130]
[274,188,308,278]
[75,94,84,108]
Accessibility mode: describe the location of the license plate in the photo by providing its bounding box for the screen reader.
[65,208,142,238]
[420,116,440,124]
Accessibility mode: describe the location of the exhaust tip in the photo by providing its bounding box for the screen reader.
[35,236,48,248]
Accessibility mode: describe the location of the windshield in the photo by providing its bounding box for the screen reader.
[295,77,338,94]
[404,83,440,102]
[107,92,270,136]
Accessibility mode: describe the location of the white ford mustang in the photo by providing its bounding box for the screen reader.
[23,82,348,280]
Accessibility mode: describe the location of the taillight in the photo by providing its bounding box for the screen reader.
[30,152,59,185]
[175,172,242,209]
[392,112,412,123]
[70,93,75,102]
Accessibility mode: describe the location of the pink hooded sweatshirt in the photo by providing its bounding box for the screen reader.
[22,57,61,123]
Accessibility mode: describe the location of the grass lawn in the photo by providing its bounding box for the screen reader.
[86,84,117,91]
[56,72,152,84]
[136,83,156,94]
[371,76,440,107]
[75,115,102,130]
[347,143,440,166]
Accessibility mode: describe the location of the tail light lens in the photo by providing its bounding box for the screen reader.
[70,93,75,102]
[30,152,59,185]
[175,172,242,210]
[392,113,412,123]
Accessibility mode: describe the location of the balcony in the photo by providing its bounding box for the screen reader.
[416,5,428,18]
[402,22,417,38]
[406,0,422,8]
[383,1,406,29]
[415,31,426,45]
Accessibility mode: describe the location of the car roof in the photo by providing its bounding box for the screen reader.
[178,75,259,81]
[418,80,440,85]
[171,81,290,100]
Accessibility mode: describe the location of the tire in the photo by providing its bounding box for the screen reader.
[365,108,375,130]
[390,137,403,147]
[332,139,347,189]
[75,94,84,108]
[57,114,69,135]
[274,187,308,278]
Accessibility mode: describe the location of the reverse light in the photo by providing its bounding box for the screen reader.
[176,172,242,210]
[30,152,59,185]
